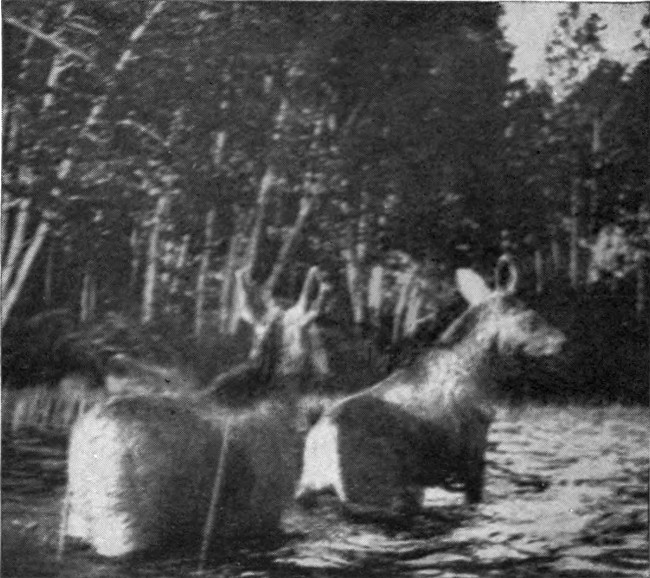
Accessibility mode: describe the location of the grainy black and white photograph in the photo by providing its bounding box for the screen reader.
[1,1,648,576]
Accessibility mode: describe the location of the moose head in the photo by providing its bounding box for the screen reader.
[233,265,331,386]
[441,255,566,358]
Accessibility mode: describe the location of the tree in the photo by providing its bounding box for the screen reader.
[2,2,512,334]
[543,3,607,288]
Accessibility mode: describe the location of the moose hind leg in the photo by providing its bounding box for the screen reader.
[462,423,489,504]
[464,457,486,503]
[340,433,418,519]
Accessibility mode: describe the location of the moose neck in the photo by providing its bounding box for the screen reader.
[434,303,503,384]
[257,318,283,385]
[260,314,307,403]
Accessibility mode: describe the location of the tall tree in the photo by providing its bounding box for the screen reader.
[544,3,606,288]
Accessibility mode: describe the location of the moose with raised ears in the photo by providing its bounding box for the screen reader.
[61,266,330,559]
[102,266,330,400]
[205,265,331,403]
[295,256,566,518]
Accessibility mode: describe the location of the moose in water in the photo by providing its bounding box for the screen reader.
[62,266,330,558]
[295,256,566,518]
[103,266,329,401]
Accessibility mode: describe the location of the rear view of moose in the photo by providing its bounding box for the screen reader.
[296,257,566,518]
[62,267,329,558]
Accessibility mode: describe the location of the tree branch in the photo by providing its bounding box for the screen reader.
[3,16,93,62]
[116,119,166,145]
[80,1,167,141]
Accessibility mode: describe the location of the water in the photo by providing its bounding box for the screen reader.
[2,404,648,577]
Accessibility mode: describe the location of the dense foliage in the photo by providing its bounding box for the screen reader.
[2,2,648,401]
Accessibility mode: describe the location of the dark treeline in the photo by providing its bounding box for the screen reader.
[2,2,648,403]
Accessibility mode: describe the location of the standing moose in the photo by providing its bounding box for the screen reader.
[62,266,329,558]
[296,257,566,518]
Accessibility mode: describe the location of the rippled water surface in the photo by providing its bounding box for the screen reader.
[2,404,648,577]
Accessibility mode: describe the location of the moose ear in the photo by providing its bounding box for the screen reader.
[455,268,492,305]
[494,255,519,295]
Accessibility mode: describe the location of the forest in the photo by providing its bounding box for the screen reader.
[2,1,649,403]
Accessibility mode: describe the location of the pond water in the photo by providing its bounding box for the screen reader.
[2,404,648,577]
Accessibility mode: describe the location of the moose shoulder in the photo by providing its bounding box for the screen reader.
[296,257,566,518]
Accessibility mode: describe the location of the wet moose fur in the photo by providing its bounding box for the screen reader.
[63,267,329,558]
[296,258,566,518]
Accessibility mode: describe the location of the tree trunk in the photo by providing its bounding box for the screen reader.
[263,189,319,296]
[1,193,13,258]
[42,52,68,112]
[141,194,168,324]
[1,219,49,328]
[535,249,544,295]
[195,207,216,338]
[403,285,424,338]
[2,90,9,139]
[80,264,90,322]
[569,179,581,290]
[129,226,141,296]
[220,238,237,335]
[245,165,276,279]
[550,225,562,275]
[588,117,602,235]
[637,248,647,322]
[219,235,241,334]
[166,233,190,314]
[1,199,31,296]
[44,242,54,306]
[80,264,98,323]
[89,269,97,320]
[367,265,384,328]
[345,256,364,327]
[392,267,417,343]
[342,222,365,328]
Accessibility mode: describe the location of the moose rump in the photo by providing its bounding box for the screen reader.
[296,257,565,518]
[65,395,295,557]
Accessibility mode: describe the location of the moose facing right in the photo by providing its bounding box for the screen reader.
[296,256,566,519]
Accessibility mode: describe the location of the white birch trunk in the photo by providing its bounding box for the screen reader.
[264,190,318,295]
[1,220,49,327]
[535,249,544,295]
[569,180,580,289]
[245,166,276,276]
[129,226,141,295]
[1,199,31,296]
[141,195,168,324]
[195,208,216,338]
[80,265,91,323]
[165,233,191,314]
